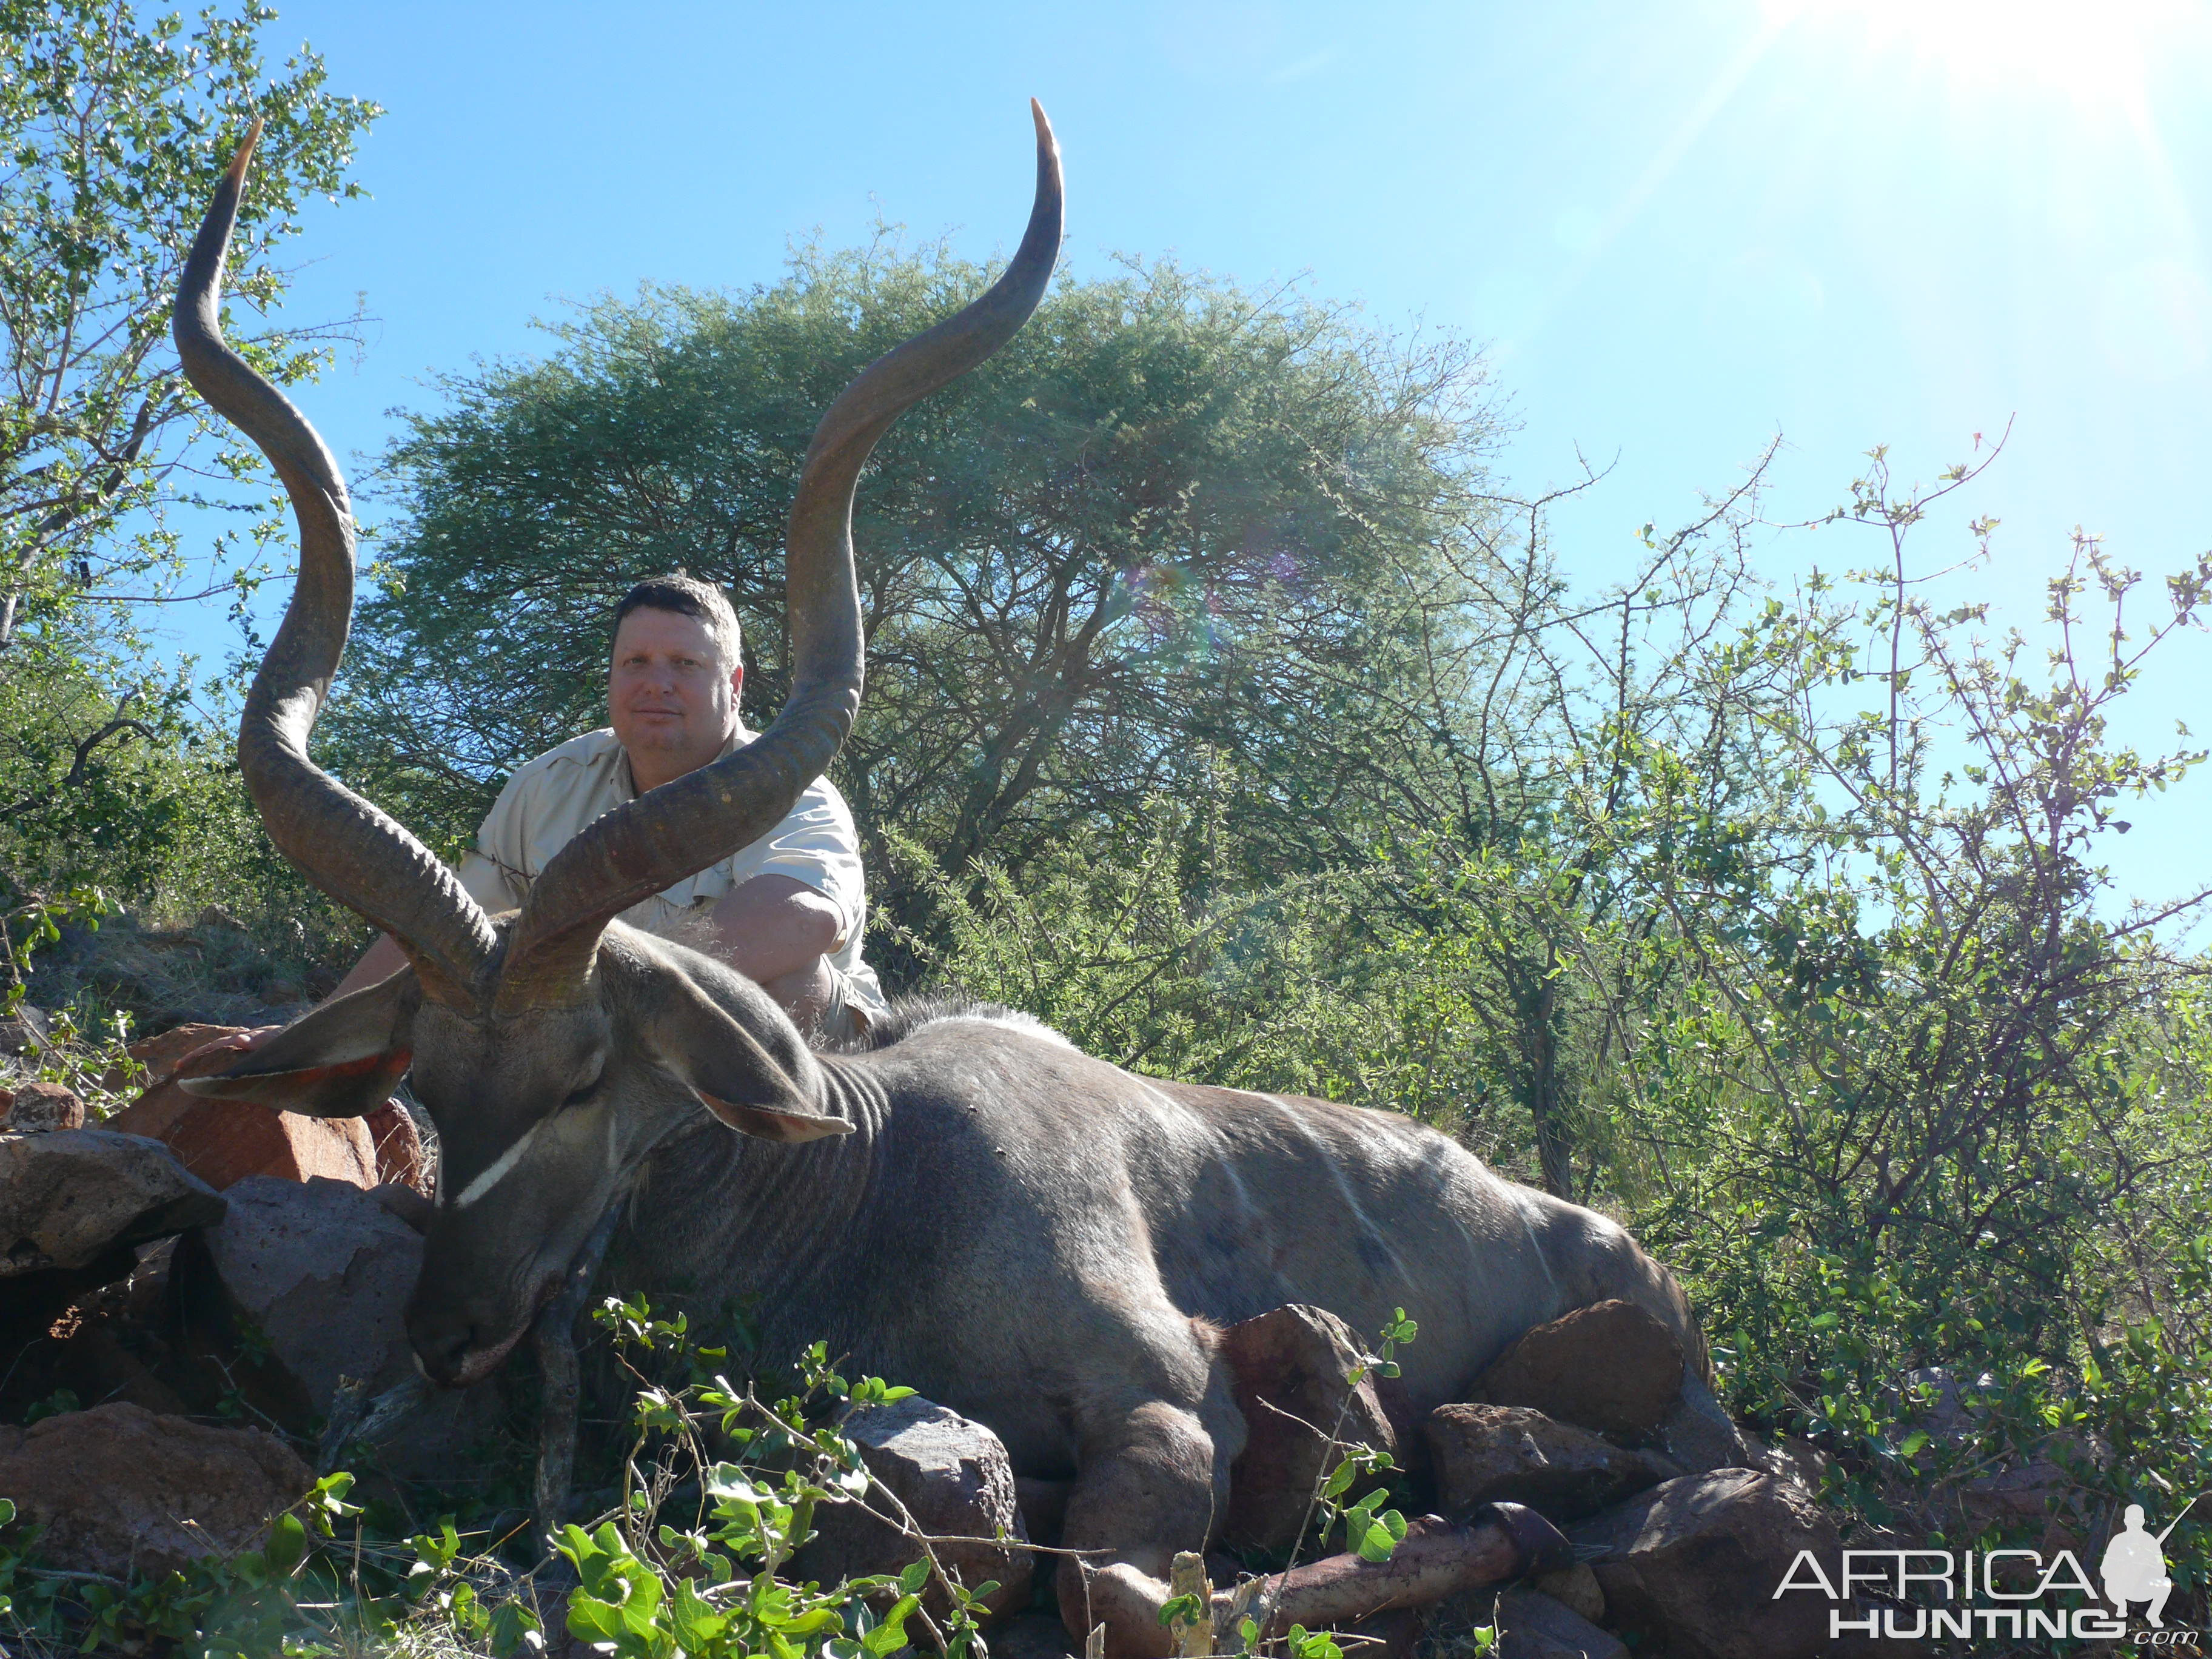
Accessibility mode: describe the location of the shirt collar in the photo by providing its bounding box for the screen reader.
[614,723,752,803]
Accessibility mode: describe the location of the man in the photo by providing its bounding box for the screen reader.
[325,573,887,1037]
[2100,1503,2176,1629]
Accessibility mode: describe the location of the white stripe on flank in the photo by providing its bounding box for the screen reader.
[447,1118,545,1210]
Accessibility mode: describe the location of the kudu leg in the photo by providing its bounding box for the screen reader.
[531,1202,625,1550]
[1057,1399,1232,1659]
[1216,1508,1569,1639]
[1081,1509,1567,1659]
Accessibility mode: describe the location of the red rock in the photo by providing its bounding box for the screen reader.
[1,1079,85,1132]
[107,1087,377,1190]
[106,1022,251,1092]
[1476,1300,1685,1439]
[107,1025,393,1191]
[1218,1303,1401,1554]
[363,1100,429,1192]
[0,1401,310,1577]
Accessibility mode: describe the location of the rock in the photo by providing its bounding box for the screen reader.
[0,1128,224,1277]
[1529,1561,1604,1624]
[1475,1300,1685,1441]
[990,1612,1079,1659]
[108,1022,249,1091]
[370,1179,434,1234]
[174,1175,497,1470]
[183,1176,421,1412]
[107,1064,378,1190]
[1657,1372,1753,1475]
[1757,1435,1836,1499]
[0,1401,310,1577]
[1568,1469,1838,1659]
[794,1395,1032,1621]
[1218,1303,1401,1553]
[1493,1587,1629,1659]
[1426,1403,1680,1522]
[1,1079,85,1132]
[1342,1606,1427,1659]
[363,1100,430,1193]
[0,1004,49,1054]
[112,1023,423,1195]
[1951,1456,2074,1529]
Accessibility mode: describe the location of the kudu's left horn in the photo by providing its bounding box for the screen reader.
[489,99,1065,1014]
[175,119,499,1010]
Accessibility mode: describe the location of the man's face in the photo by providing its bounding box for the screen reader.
[609,608,742,777]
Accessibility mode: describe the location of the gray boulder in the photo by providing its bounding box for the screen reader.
[1494,1587,1629,1659]
[177,1175,494,1472]
[1656,1372,1754,1475]
[190,1175,421,1410]
[1426,1403,1680,1521]
[0,1128,223,1276]
[1567,1469,1839,1659]
[794,1395,1033,1622]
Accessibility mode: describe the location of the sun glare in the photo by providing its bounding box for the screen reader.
[1765,0,2186,113]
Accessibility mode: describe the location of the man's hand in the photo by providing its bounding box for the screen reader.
[177,1025,282,1070]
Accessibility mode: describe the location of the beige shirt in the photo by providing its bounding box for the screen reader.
[455,726,887,1015]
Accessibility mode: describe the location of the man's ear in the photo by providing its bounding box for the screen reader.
[648,970,850,1144]
[178,970,415,1119]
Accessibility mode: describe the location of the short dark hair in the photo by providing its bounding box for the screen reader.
[612,572,742,668]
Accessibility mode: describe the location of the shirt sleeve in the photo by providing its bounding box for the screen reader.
[738,780,867,949]
[457,849,525,915]
[457,774,534,914]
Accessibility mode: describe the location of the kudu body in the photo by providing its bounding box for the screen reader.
[174,112,1704,1655]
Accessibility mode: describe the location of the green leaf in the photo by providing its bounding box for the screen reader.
[865,1592,923,1655]
[263,1511,309,1578]
[670,1576,728,1651]
[489,1598,545,1658]
[1353,1507,1407,1563]
[567,1593,626,1641]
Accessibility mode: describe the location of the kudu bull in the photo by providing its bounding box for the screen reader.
[175,109,1708,1654]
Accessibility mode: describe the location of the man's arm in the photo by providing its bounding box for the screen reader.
[706,873,843,1019]
[330,933,409,999]
[274,874,836,1037]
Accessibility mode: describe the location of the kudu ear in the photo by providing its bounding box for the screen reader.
[178,970,415,1119]
[649,974,852,1145]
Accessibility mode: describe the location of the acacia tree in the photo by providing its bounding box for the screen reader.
[331,249,1504,937]
[0,0,378,910]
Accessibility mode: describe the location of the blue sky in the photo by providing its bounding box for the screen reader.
[170,0,2212,905]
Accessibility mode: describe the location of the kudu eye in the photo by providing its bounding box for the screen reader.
[561,1070,604,1109]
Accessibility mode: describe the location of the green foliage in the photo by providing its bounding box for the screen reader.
[558,1296,1003,1659]
[0,0,378,638]
[0,0,378,997]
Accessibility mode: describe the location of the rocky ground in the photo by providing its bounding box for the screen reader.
[0,1010,2100,1657]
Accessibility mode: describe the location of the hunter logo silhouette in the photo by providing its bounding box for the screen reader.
[2104,1497,2196,1628]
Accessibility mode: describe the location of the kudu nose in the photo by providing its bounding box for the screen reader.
[407,1308,481,1387]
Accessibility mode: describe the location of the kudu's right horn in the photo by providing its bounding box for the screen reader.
[175,119,499,1010]
[490,100,1064,1014]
